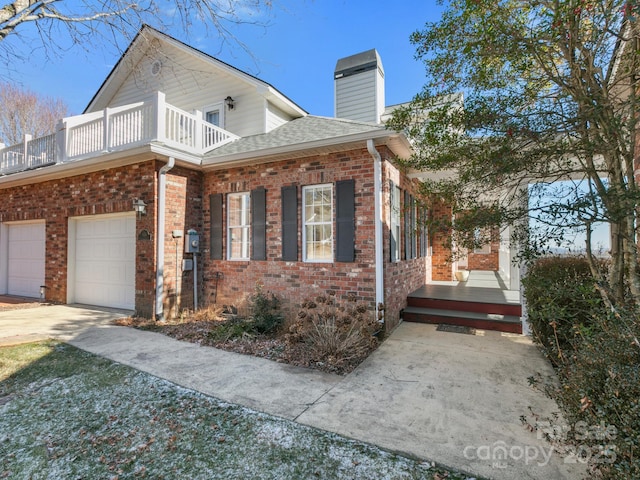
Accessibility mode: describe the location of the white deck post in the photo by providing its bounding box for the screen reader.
[155,91,166,143]
[23,134,32,168]
[55,120,67,163]
[194,109,202,152]
[103,107,111,152]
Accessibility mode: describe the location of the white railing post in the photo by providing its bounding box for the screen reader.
[155,91,166,143]
[103,107,111,152]
[23,134,32,167]
[194,109,203,152]
[55,120,67,163]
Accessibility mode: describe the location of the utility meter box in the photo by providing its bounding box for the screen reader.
[185,229,200,253]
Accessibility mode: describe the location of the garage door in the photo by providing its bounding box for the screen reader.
[8,222,45,298]
[74,214,135,310]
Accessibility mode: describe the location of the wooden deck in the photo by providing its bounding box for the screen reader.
[404,271,523,334]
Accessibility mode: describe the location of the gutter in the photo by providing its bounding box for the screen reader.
[155,156,175,320]
[367,139,385,324]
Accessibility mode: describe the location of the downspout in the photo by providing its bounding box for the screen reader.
[367,139,384,324]
[155,156,175,321]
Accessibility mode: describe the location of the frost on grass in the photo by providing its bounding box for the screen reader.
[0,342,475,480]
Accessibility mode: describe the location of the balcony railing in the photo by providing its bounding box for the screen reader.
[0,91,239,176]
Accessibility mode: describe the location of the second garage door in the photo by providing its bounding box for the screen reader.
[73,214,136,310]
[7,222,45,298]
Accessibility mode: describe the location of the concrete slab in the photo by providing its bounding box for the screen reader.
[0,304,129,341]
[297,322,584,480]
[0,305,585,479]
[67,325,342,420]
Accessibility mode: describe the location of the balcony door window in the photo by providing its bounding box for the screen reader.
[203,102,224,128]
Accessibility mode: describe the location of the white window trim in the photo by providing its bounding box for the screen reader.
[203,101,225,128]
[302,183,334,263]
[227,192,250,261]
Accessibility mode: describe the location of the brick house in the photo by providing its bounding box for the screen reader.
[0,26,508,331]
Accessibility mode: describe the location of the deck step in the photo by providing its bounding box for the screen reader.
[406,296,522,317]
[402,306,522,334]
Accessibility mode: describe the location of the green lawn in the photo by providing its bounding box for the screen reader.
[0,341,476,479]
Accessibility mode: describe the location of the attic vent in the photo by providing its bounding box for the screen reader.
[150,60,162,76]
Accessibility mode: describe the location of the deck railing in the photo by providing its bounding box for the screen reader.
[0,91,239,176]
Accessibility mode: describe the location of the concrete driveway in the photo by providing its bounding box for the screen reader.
[0,304,584,480]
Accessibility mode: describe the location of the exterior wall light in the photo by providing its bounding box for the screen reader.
[225,96,235,110]
[133,198,147,217]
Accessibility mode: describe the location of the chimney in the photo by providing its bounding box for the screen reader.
[334,49,385,124]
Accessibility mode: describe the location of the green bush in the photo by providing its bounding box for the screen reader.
[207,285,283,341]
[247,284,283,334]
[523,256,640,479]
[522,256,606,366]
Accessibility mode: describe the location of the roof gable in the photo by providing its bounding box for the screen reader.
[84,25,306,118]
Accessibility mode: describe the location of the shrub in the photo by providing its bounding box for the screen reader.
[247,284,283,334]
[286,292,380,373]
[522,256,606,366]
[207,284,283,341]
[523,256,640,479]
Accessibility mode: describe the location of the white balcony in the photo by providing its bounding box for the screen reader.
[0,91,239,176]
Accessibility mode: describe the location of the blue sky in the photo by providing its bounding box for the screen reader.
[6,0,444,116]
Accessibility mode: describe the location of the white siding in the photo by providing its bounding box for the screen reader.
[105,42,270,138]
[335,67,385,124]
[266,101,293,131]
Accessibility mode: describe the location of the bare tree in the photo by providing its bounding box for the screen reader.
[0,0,272,65]
[0,81,68,145]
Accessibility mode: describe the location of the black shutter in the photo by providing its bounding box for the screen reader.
[251,187,267,260]
[390,181,397,262]
[410,195,416,259]
[404,190,410,260]
[281,186,298,261]
[335,179,355,262]
[420,207,427,258]
[210,193,223,260]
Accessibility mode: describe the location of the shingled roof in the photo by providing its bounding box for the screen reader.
[205,115,392,161]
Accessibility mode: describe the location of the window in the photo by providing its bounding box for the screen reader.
[227,192,250,260]
[303,184,333,262]
[203,102,224,127]
[390,182,401,262]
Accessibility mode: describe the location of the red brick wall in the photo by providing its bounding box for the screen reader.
[466,232,500,271]
[0,161,158,315]
[381,158,431,330]
[162,167,203,316]
[430,198,455,281]
[201,148,378,319]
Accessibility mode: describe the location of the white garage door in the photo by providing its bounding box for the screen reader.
[8,222,45,297]
[74,214,135,310]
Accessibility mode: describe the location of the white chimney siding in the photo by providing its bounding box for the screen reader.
[334,49,385,124]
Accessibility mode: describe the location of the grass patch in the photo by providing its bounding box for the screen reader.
[1,341,476,479]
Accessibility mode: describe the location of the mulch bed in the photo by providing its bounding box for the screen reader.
[114,316,371,375]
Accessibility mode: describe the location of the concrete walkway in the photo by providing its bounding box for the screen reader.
[0,304,585,480]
